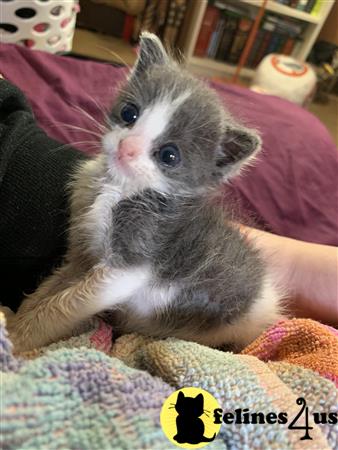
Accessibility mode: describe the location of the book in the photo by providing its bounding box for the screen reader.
[304,0,317,12]
[215,13,239,61]
[228,16,253,64]
[281,36,296,55]
[207,17,226,58]
[252,31,272,67]
[246,28,265,67]
[296,0,310,11]
[252,20,275,67]
[194,6,219,57]
[265,32,286,55]
[122,15,134,42]
[264,14,304,37]
[311,0,322,16]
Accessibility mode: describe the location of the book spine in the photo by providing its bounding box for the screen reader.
[247,28,264,67]
[311,0,322,15]
[228,17,253,64]
[207,29,218,57]
[275,34,288,53]
[296,0,309,11]
[122,15,134,42]
[281,36,296,55]
[305,0,317,12]
[207,17,225,58]
[264,32,281,55]
[215,15,238,61]
[253,30,272,67]
[213,18,226,58]
[194,6,219,57]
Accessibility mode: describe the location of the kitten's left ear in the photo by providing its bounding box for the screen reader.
[177,391,185,403]
[133,32,169,75]
[215,126,262,180]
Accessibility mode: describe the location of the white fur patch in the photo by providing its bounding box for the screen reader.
[99,265,152,308]
[130,282,179,316]
[132,94,190,146]
[102,93,191,194]
[82,180,124,259]
[98,265,178,315]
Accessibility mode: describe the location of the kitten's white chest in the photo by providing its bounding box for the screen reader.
[83,182,124,259]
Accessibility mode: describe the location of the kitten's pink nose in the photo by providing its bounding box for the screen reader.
[117,136,144,161]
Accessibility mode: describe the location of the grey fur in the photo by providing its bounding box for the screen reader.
[8,32,282,351]
[106,190,264,341]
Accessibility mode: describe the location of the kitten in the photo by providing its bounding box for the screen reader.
[173,391,215,444]
[7,32,283,352]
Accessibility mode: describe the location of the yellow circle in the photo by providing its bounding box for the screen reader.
[160,387,222,448]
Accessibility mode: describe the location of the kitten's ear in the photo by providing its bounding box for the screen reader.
[215,125,261,180]
[177,391,185,403]
[195,393,204,407]
[133,32,169,75]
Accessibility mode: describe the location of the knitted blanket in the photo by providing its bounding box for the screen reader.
[1,313,337,449]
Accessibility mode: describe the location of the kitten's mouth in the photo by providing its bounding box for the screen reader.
[114,153,137,178]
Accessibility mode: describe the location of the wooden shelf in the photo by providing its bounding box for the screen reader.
[72,28,137,66]
[240,0,321,24]
[188,56,255,79]
[181,0,334,80]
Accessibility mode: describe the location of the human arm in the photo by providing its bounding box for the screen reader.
[238,225,338,326]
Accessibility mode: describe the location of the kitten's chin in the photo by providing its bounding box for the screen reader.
[114,157,134,177]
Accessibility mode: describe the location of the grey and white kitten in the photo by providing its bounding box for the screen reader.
[7,33,283,352]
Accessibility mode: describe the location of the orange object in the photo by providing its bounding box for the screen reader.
[232,0,268,84]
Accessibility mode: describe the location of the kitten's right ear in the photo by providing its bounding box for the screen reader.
[195,393,204,406]
[132,32,169,75]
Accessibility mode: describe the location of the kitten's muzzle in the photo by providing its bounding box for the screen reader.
[117,136,144,162]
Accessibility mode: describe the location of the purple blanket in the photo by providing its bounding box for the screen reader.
[1,43,337,245]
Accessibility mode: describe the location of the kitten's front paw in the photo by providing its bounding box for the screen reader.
[5,319,22,352]
[2,313,29,353]
[0,307,21,350]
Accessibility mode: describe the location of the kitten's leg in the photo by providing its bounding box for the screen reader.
[7,264,150,352]
[189,275,285,349]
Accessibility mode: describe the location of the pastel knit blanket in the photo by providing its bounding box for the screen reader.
[1,313,337,449]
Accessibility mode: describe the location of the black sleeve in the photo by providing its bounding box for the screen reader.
[0,79,89,311]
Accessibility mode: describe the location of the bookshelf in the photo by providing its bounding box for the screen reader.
[180,0,335,79]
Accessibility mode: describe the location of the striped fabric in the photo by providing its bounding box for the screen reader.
[1,313,337,449]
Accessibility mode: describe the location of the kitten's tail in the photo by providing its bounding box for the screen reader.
[201,433,216,442]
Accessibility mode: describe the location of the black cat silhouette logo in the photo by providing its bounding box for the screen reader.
[161,387,221,448]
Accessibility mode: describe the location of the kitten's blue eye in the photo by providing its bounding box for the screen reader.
[120,103,139,125]
[158,144,181,168]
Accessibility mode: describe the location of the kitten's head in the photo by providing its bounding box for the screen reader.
[175,391,204,417]
[103,32,261,194]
